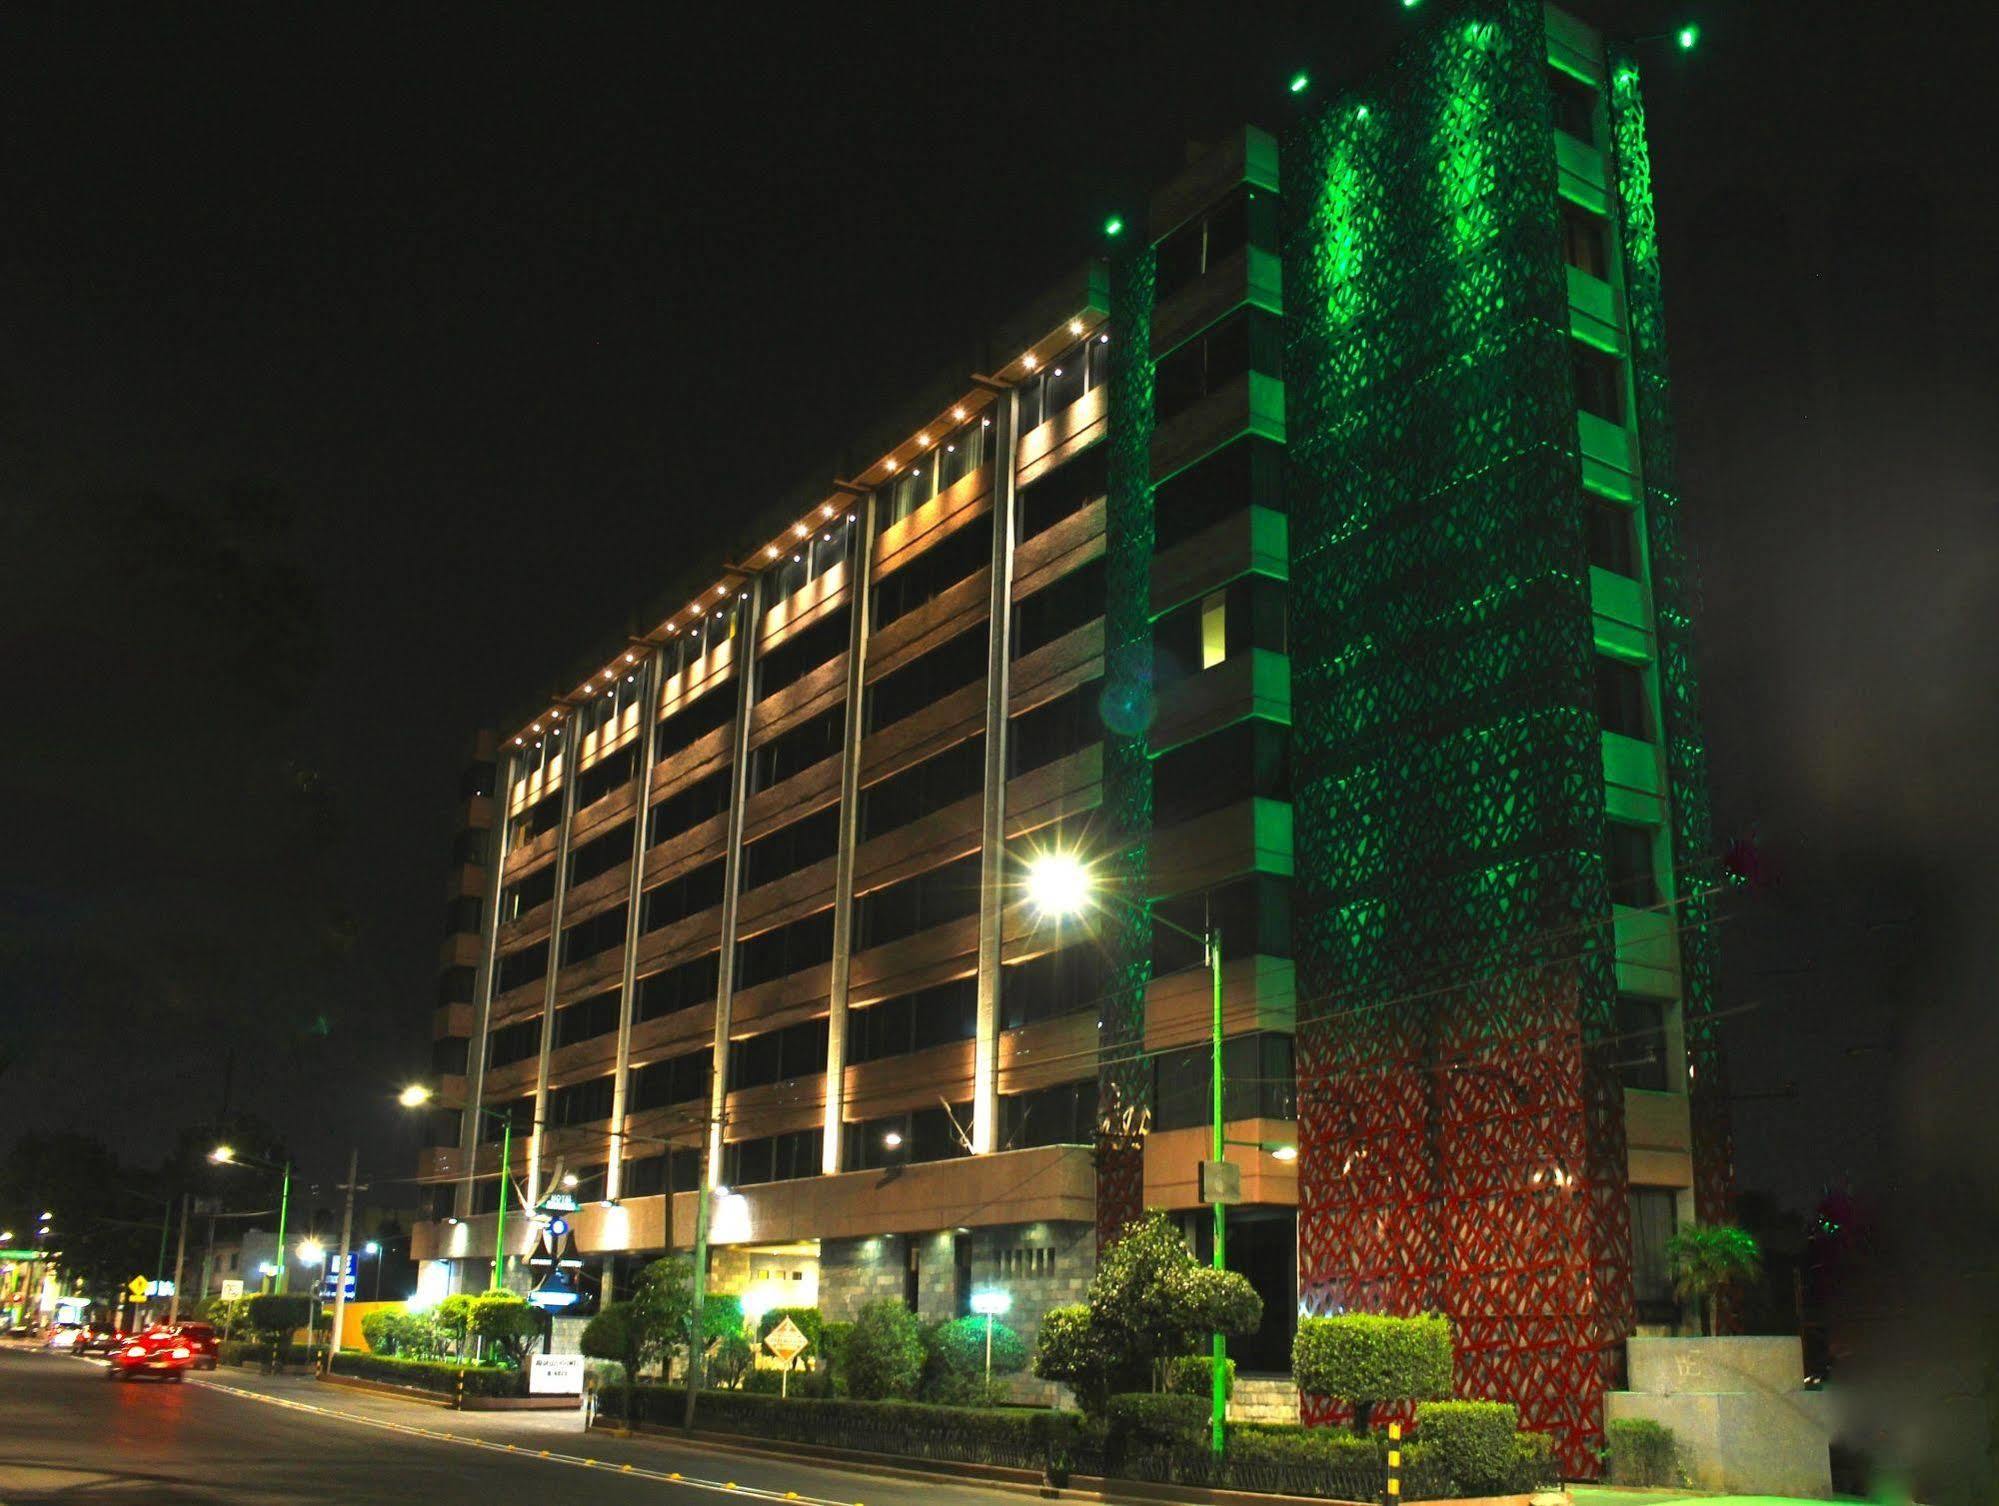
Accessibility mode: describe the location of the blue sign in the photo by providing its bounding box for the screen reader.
[318,1251,357,1300]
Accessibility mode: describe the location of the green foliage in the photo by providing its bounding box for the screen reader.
[920,1315,1027,1404]
[1086,1212,1262,1389]
[580,1304,636,1373]
[1227,1423,1385,1470]
[329,1352,518,1397]
[1512,1431,1560,1490]
[468,1291,542,1369]
[1665,1224,1762,1334]
[632,1257,697,1366]
[708,1330,754,1389]
[755,1305,822,1370]
[360,1309,444,1359]
[1415,1400,1519,1496]
[817,1320,852,1391]
[1032,1303,1128,1415]
[242,1292,312,1344]
[1106,1392,1206,1449]
[740,1364,833,1397]
[1164,1353,1235,1401]
[219,1339,323,1368]
[1606,1416,1679,1486]
[1292,1313,1453,1430]
[842,1298,924,1401]
[700,1292,744,1341]
[433,1293,474,1352]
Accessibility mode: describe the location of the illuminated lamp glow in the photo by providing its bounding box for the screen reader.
[1103,215,1123,236]
[1024,849,1093,920]
[1678,23,1699,48]
[1289,72,1309,94]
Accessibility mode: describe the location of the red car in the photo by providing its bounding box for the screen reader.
[165,1322,219,1370]
[105,1329,193,1382]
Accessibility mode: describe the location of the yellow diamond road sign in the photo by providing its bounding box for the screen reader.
[763,1316,810,1364]
[128,1276,151,1301]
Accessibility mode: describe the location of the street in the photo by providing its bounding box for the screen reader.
[0,1350,1026,1505]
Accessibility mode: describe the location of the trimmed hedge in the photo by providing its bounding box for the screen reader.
[1227,1422,1385,1469]
[1606,1416,1679,1486]
[329,1352,522,1398]
[1415,1400,1518,1496]
[218,1340,325,1368]
[1107,1392,1207,1448]
[1164,1353,1236,1401]
[1292,1314,1452,1425]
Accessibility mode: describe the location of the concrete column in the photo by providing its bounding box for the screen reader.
[822,494,879,1172]
[525,720,584,1215]
[458,746,519,1219]
[706,580,765,1185]
[605,649,664,1202]
[971,391,1022,1154]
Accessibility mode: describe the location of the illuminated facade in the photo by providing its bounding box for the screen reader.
[413,0,1721,1468]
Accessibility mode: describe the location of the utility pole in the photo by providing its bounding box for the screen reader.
[330,1148,364,1357]
[167,1193,192,1325]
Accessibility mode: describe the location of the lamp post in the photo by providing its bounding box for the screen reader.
[209,1146,292,1294]
[1025,850,1230,1459]
[402,1084,514,1293]
[969,1288,1012,1389]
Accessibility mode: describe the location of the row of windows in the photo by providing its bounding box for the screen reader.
[999,1078,1097,1150]
[489,1017,540,1068]
[752,704,844,791]
[642,858,727,933]
[561,902,627,966]
[637,951,720,1020]
[874,512,992,630]
[631,1047,710,1110]
[762,514,857,606]
[501,865,555,923]
[1153,573,1286,687]
[1154,436,1284,555]
[735,907,835,990]
[723,1128,823,1187]
[554,989,620,1049]
[1156,183,1278,305]
[549,1073,614,1127]
[1000,941,1105,1031]
[860,735,983,843]
[844,1102,972,1171]
[574,744,637,811]
[1013,333,1112,436]
[854,851,982,951]
[1153,1031,1296,1131]
[847,975,977,1065]
[568,825,629,889]
[880,414,995,527]
[1013,555,1103,661]
[742,804,841,890]
[1153,718,1290,829]
[1010,677,1103,775]
[867,623,987,729]
[446,895,482,936]
[758,604,850,699]
[727,1017,829,1091]
[650,769,731,848]
[570,671,647,748]
[496,944,548,996]
[1017,442,1106,542]
[1153,874,1294,972]
[1155,309,1279,426]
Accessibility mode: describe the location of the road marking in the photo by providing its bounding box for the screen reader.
[186,1377,862,1505]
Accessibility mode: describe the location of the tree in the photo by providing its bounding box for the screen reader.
[1033,1304,1123,1414]
[434,1293,475,1357]
[1087,1212,1263,1391]
[844,1298,925,1400]
[243,1293,312,1370]
[922,1315,1027,1404]
[631,1256,698,1374]
[1292,1313,1453,1434]
[469,1292,543,1370]
[1665,1223,1763,1336]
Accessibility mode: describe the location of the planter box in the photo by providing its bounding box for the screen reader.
[1610,1336,1833,1498]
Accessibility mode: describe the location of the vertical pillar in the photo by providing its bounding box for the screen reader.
[525,722,583,1217]
[707,580,765,1185]
[605,649,665,1202]
[971,393,1021,1155]
[459,746,519,1219]
[823,495,879,1172]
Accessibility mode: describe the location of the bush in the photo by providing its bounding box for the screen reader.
[434,1293,474,1354]
[469,1292,543,1370]
[328,1352,519,1397]
[708,1331,754,1389]
[843,1299,924,1401]
[1606,1416,1679,1486]
[1031,1303,1144,1415]
[817,1321,852,1393]
[1292,1314,1452,1431]
[921,1315,1027,1404]
[1228,1423,1385,1469]
[1512,1431,1560,1491]
[1164,1354,1235,1401]
[361,1309,444,1359]
[1415,1400,1518,1496]
[243,1292,313,1343]
[1090,1213,1262,1390]
[1107,1391,1207,1449]
[219,1339,323,1368]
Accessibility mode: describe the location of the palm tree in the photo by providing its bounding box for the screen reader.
[1664,1223,1762,1335]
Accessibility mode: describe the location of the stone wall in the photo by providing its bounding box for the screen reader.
[817,1219,1095,1351]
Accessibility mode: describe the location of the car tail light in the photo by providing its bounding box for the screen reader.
[126,1345,146,1357]
[171,1347,190,1359]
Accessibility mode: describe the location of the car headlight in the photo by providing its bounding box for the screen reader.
[171,1348,190,1359]
[125,1346,146,1358]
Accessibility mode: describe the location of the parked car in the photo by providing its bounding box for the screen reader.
[166,1322,219,1370]
[106,1329,192,1382]
[44,1324,83,1350]
[76,1327,130,1356]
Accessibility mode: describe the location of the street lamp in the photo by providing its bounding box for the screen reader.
[969,1289,1012,1389]
[210,1145,294,1294]
[401,1083,515,1294]
[1026,848,1230,1459]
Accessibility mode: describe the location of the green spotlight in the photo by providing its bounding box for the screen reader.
[1289,72,1310,94]
[1103,215,1124,237]
[1677,23,1699,49]
[1402,0,1421,8]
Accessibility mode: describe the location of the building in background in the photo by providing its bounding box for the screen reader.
[411,1,1725,1471]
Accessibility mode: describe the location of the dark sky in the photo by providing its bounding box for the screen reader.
[3,1,1993,1229]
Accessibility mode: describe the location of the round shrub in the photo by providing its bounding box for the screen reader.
[843,1299,924,1401]
[1292,1313,1452,1431]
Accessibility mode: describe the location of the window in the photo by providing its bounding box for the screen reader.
[1613,994,1672,1091]
[549,1074,615,1127]
[568,827,630,888]
[1000,942,1105,1031]
[431,1034,470,1076]
[1015,336,1112,435]
[1017,443,1107,541]
[1628,1188,1679,1316]
[575,745,637,810]
[553,990,621,1049]
[1605,822,1660,908]
[1595,656,1651,740]
[560,903,627,966]
[669,597,745,674]
[874,514,993,630]
[481,1096,534,1143]
[1153,310,1279,426]
[1153,437,1285,554]
[843,1103,971,1170]
[1562,203,1610,280]
[488,1018,541,1068]
[643,857,728,932]
[566,1162,608,1203]
[1153,1032,1295,1130]
[867,624,988,730]
[1548,66,1599,144]
[848,975,978,1064]
[759,605,850,698]
[437,966,476,1007]
[650,770,731,847]
[726,1018,829,1091]
[1587,494,1639,577]
[751,705,845,791]
[459,759,496,802]
[573,669,646,744]
[1009,678,1103,775]
[496,944,548,996]
[501,865,556,922]
[1152,875,1293,973]
[1572,344,1625,424]
[723,1129,822,1187]
[657,684,736,761]
[631,1048,711,1110]
[637,951,720,1020]
[1154,184,1278,302]
[1014,557,1104,660]
[515,790,562,845]
[1153,574,1286,686]
[1000,1078,1098,1149]
[741,805,842,889]
[1153,719,1290,827]
[734,907,835,989]
[623,1149,703,1197]
[860,736,983,842]
[766,513,859,601]
[854,853,983,950]
[450,827,490,866]
[445,895,483,936]
[882,415,992,526]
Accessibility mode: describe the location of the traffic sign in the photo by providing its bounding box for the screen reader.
[126,1276,150,1302]
[220,1279,244,1301]
[763,1316,810,1365]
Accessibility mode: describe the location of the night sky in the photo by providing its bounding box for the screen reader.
[4,1,1994,1245]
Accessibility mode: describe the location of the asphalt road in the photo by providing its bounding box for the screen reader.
[0,1349,1029,1506]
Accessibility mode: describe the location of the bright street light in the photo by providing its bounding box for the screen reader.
[297,1238,326,1266]
[258,1262,279,1277]
[969,1289,1011,1317]
[38,1211,53,1222]
[561,1172,579,1190]
[398,1084,433,1108]
[208,1145,235,1164]
[1271,1144,1299,1163]
[1024,849,1093,920]
[363,1241,381,1256]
